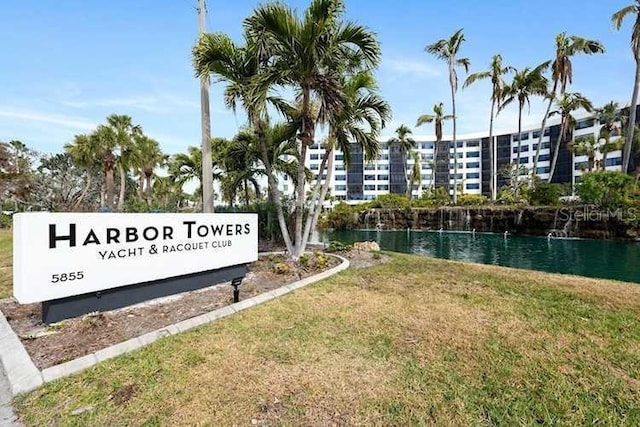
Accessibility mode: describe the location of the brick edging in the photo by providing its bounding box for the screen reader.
[0,253,349,396]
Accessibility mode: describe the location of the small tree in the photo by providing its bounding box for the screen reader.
[576,171,635,207]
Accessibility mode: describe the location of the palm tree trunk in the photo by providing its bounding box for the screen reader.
[138,173,144,199]
[588,154,594,172]
[307,150,334,242]
[255,121,294,254]
[622,60,640,173]
[548,118,565,183]
[489,99,496,200]
[294,86,312,258]
[73,168,92,210]
[117,164,126,211]
[602,143,608,171]
[105,167,115,210]
[450,64,458,204]
[533,80,558,176]
[301,145,332,251]
[244,179,250,207]
[517,101,523,166]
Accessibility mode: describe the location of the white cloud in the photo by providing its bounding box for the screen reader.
[382,58,441,78]
[61,94,199,114]
[0,109,96,130]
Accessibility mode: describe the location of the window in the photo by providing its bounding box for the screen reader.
[380,143,388,150]
[453,173,463,180]
[421,153,434,160]
[335,175,346,181]
[335,164,345,171]
[532,130,541,139]
[310,154,319,160]
[519,157,529,164]
[379,154,389,160]
[520,132,529,140]
[467,162,480,169]
[336,195,346,200]
[335,154,344,161]
[466,172,480,179]
[364,164,375,170]
[421,142,434,149]
[364,195,375,200]
[575,161,589,170]
[310,144,319,149]
[364,185,376,191]
[449,163,463,170]
[466,183,480,190]
[466,140,480,147]
[575,118,594,130]
[466,151,480,158]
[377,174,389,180]
[544,128,550,137]
[364,174,376,181]
[538,153,550,162]
[536,166,550,174]
[606,157,622,167]
[453,152,463,158]
[377,184,389,191]
[421,174,432,181]
[513,145,529,153]
[378,164,389,170]
[310,164,319,170]
[335,185,346,191]
[421,163,432,170]
[283,175,288,181]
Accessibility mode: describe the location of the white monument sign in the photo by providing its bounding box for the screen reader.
[13,213,258,303]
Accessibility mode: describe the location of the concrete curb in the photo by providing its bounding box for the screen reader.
[0,253,349,397]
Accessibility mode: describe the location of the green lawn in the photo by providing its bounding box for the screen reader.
[0,229,12,299]
[15,253,640,426]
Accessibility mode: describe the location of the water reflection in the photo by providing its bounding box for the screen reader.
[324,230,640,284]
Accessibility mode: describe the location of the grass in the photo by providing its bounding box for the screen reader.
[14,253,640,426]
[0,229,12,299]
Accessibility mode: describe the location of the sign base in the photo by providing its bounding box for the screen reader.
[41,264,248,324]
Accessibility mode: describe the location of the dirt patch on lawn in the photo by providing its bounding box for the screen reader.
[0,253,349,369]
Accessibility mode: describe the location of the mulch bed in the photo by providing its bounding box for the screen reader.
[0,253,351,369]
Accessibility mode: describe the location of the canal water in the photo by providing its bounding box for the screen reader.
[322,230,640,283]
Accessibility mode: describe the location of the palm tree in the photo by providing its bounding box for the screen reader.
[91,125,119,210]
[463,54,515,200]
[132,134,166,201]
[304,71,390,247]
[64,134,98,210]
[533,33,605,173]
[170,146,205,209]
[105,114,142,211]
[597,101,624,170]
[196,0,381,259]
[406,150,422,199]
[547,92,594,182]
[500,63,549,166]
[426,28,470,204]
[416,102,453,191]
[572,134,598,172]
[613,2,640,173]
[388,125,416,195]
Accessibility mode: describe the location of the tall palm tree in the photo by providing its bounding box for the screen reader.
[133,134,166,200]
[64,133,98,210]
[91,125,119,210]
[416,102,453,191]
[613,2,640,173]
[571,134,598,172]
[597,101,623,169]
[170,146,205,210]
[500,63,549,166]
[406,150,422,199]
[304,71,390,247]
[196,0,381,259]
[533,33,605,173]
[426,28,470,204]
[106,114,142,211]
[547,92,594,182]
[388,125,416,196]
[463,54,515,200]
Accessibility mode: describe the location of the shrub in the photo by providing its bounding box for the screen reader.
[323,202,358,230]
[527,181,563,206]
[314,251,328,269]
[299,254,310,268]
[369,193,409,209]
[576,171,635,208]
[0,213,11,229]
[326,240,352,253]
[273,262,291,275]
[457,194,488,206]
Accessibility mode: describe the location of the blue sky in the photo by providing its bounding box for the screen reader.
[0,0,635,155]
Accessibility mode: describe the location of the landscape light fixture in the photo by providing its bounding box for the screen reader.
[231,277,243,303]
